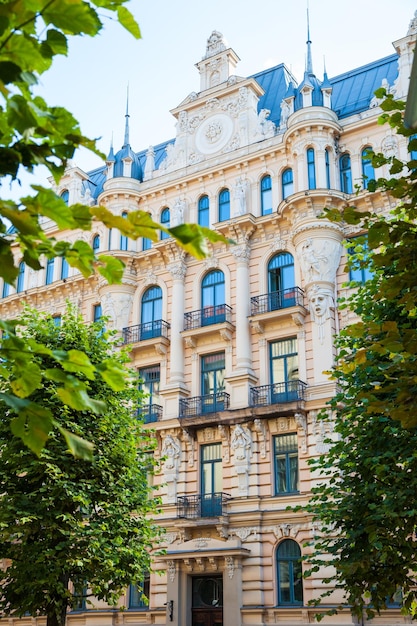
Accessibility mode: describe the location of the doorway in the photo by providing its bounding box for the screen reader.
[192,576,223,626]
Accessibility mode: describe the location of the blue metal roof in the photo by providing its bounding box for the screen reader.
[330,53,399,119]
[252,63,297,127]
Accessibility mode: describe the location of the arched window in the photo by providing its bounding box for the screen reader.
[141,286,162,339]
[45,258,54,285]
[282,168,294,200]
[340,153,353,194]
[277,539,303,605]
[201,270,226,325]
[218,189,230,222]
[16,261,25,293]
[307,148,316,190]
[120,212,128,251]
[61,258,69,280]
[362,147,375,190]
[325,148,331,189]
[92,235,100,252]
[198,195,210,227]
[268,253,296,310]
[60,190,69,205]
[260,175,272,215]
[160,207,170,240]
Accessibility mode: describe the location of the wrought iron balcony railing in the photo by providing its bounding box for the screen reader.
[250,380,307,406]
[122,320,170,344]
[250,287,304,315]
[184,304,232,330]
[177,493,231,519]
[138,404,162,424]
[179,392,230,418]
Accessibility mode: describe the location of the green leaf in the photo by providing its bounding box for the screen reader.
[56,387,106,414]
[117,6,141,38]
[55,424,94,460]
[97,360,127,392]
[97,255,125,284]
[10,361,42,397]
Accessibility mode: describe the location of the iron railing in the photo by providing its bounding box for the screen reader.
[179,392,230,418]
[250,380,307,406]
[177,493,231,519]
[138,404,162,424]
[250,287,304,315]
[184,304,232,330]
[122,320,170,344]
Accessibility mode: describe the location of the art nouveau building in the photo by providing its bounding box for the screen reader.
[2,12,417,626]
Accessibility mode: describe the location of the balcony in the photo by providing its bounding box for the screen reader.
[250,380,307,407]
[250,287,304,315]
[179,392,230,418]
[184,304,232,330]
[138,403,162,424]
[177,493,231,519]
[122,320,170,344]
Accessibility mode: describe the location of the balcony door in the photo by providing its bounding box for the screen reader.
[268,253,295,309]
[201,270,225,326]
[141,286,162,339]
[200,443,222,517]
[201,353,225,413]
[192,576,223,626]
[270,338,299,402]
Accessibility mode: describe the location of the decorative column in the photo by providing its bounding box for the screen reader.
[232,242,252,372]
[293,222,343,384]
[227,242,257,408]
[168,260,187,386]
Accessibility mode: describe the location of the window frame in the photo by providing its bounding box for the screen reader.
[260,174,273,215]
[120,212,128,251]
[45,258,54,285]
[198,195,210,228]
[160,207,170,240]
[273,433,299,495]
[307,147,316,190]
[16,261,25,293]
[276,539,303,606]
[361,146,375,190]
[218,188,230,222]
[282,168,294,200]
[340,153,353,194]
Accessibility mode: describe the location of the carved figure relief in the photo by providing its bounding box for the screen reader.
[298,238,342,285]
[162,434,181,503]
[233,176,248,216]
[231,424,253,496]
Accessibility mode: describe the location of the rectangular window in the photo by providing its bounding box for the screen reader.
[129,576,150,609]
[201,352,225,413]
[348,238,373,284]
[274,433,299,494]
[200,442,222,516]
[45,258,54,285]
[139,365,161,423]
[61,258,69,280]
[93,303,102,323]
[270,338,299,402]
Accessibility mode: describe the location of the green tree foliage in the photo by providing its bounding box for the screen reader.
[304,93,417,621]
[0,306,160,626]
[0,0,228,455]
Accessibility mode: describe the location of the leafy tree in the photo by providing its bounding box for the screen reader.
[304,92,417,621]
[0,0,227,455]
[0,305,160,626]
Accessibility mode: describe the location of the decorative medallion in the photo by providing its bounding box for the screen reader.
[195,114,234,155]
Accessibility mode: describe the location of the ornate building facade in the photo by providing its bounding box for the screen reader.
[2,13,417,626]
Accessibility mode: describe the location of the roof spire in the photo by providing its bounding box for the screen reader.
[306,1,313,75]
[123,83,130,147]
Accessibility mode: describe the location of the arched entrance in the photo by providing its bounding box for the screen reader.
[192,575,223,626]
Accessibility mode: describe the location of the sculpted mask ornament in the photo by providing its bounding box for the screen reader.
[308,284,334,344]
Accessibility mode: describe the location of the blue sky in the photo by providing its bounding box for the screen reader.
[5,0,417,196]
